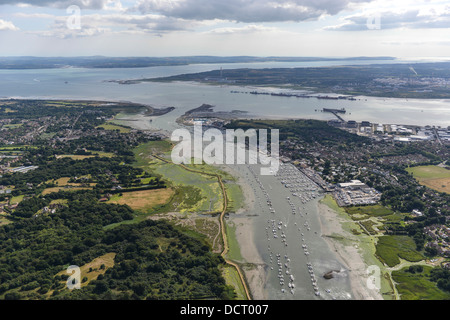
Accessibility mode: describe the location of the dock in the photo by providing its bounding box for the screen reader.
[322,108,346,121]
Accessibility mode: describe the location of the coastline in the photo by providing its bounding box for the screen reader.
[220,164,268,300]
[316,196,384,300]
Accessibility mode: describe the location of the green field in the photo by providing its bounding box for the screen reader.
[133,140,173,166]
[0,145,36,151]
[107,188,175,213]
[376,235,425,267]
[10,195,24,205]
[407,165,450,179]
[392,266,450,300]
[154,161,224,213]
[346,205,394,217]
[221,265,246,300]
[225,222,243,262]
[407,165,450,194]
[2,123,23,129]
[133,140,241,215]
[97,122,131,133]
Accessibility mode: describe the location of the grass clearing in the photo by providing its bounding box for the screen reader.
[97,122,131,133]
[53,253,116,293]
[392,266,450,300]
[135,139,172,151]
[149,161,224,213]
[0,145,35,151]
[50,199,68,206]
[225,221,243,262]
[10,195,24,205]
[56,155,96,160]
[407,165,450,194]
[42,187,91,195]
[0,216,12,226]
[107,188,175,212]
[47,177,96,187]
[376,235,425,267]
[56,151,115,160]
[225,183,245,213]
[221,265,247,300]
[346,205,394,217]
[2,123,22,129]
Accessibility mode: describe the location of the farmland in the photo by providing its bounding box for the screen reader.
[375,235,425,267]
[107,189,175,212]
[407,165,450,194]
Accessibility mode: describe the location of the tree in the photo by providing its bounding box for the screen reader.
[93,280,109,294]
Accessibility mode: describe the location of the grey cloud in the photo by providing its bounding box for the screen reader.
[0,0,111,9]
[132,0,374,23]
[325,9,450,31]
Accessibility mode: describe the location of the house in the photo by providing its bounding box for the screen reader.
[412,209,423,217]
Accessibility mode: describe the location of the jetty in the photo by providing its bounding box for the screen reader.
[323,108,346,121]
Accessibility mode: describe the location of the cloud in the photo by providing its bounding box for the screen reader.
[29,18,110,38]
[324,7,450,31]
[23,12,199,38]
[0,0,122,10]
[131,0,374,23]
[207,24,280,35]
[0,19,19,31]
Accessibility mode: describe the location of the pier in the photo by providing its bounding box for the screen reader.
[322,108,346,122]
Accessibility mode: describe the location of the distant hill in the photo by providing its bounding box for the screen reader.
[0,56,396,69]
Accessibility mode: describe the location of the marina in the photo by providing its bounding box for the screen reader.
[230,161,352,300]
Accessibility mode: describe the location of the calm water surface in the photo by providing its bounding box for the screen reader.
[1,60,449,127]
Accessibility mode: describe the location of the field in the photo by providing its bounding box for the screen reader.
[42,177,95,195]
[56,151,115,160]
[407,165,450,194]
[42,187,91,195]
[10,195,24,205]
[53,253,116,292]
[131,140,248,298]
[51,177,96,187]
[392,266,450,300]
[0,145,35,151]
[133,140,173,165]
[56,155,96,160]
[156,162,225,213]
[221,265,247,300]
[135,145,225,214]
[0,215,11,226]
[346,205,394,218]
[107,189,175,212]
[225,222,244,262]
[2,123,22,129]
[96,122,131,133]
[375,235,425,267]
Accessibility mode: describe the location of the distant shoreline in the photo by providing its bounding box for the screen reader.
[0,56,396,70]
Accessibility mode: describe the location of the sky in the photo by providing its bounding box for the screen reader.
[1,0,450,58]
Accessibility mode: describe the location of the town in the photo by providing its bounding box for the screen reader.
[221,117,450,262]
